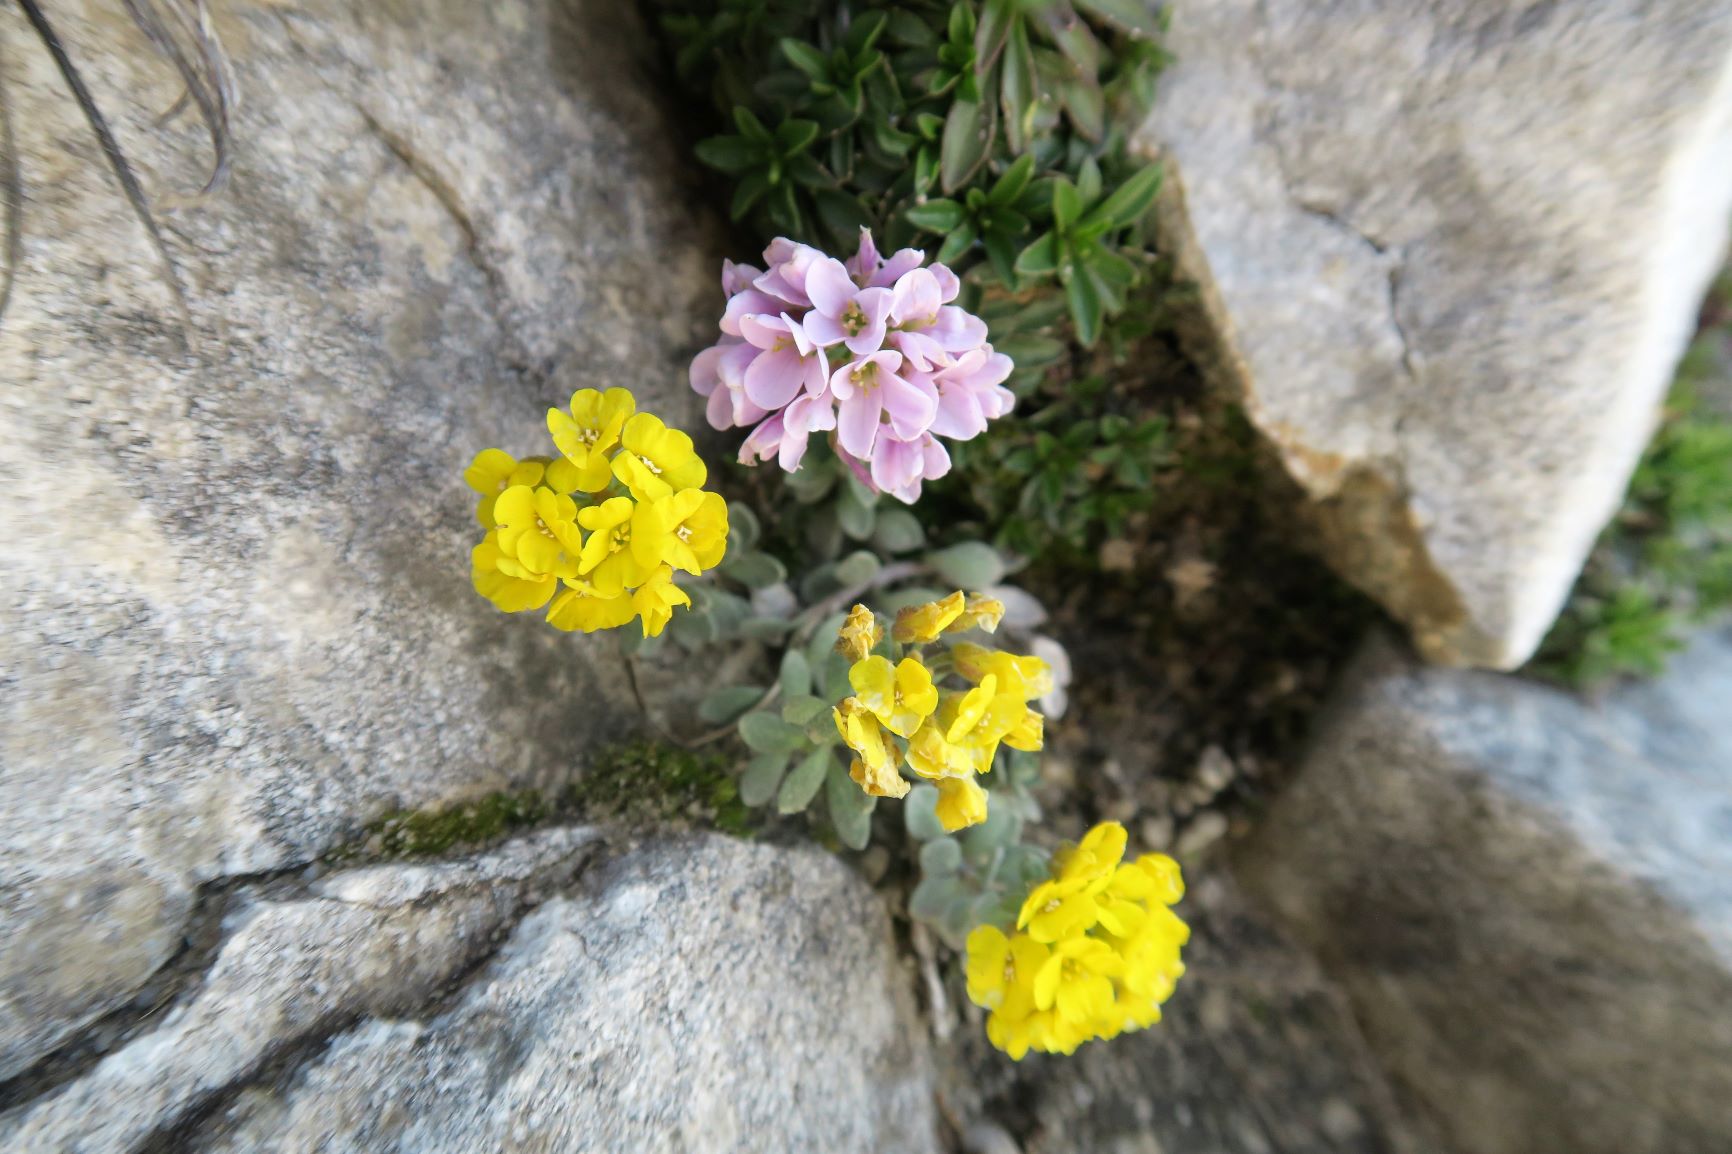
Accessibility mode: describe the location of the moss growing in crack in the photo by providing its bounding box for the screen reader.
[330,742,754,865]
[344,789,551,862]
[566,741,753,837]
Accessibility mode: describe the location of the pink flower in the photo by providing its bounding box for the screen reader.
[929,347,1015,441]
[802,257,893,355]
[690,338,766,430]
[754,239,825,308]
[846,229,926,290]
[741,313,827,410]
[830,351,938,460]
[692,231,1010,501]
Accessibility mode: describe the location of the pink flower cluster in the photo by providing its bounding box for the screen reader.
[690,231,1014,504]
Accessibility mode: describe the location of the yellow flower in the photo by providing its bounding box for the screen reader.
[836,603,883,663]
[849,755,910,799]
[545,579,636,633]
[1033,937,1123,1025]
[951,643,1052,700]
[935,775,988,831]
[966,926,1048,1011]
[631,564,691,637]
[1106,853,1185,907]
[611,412,707,501]
[892,591,965,642]
[834,697,897,778]
[946,593,1006,635]
[1017,877,1099,943]
[576,496,651,595]
[634,488,729,575]
[1118,909,1189,1003]
[464,451,581,527]
[1053,821,1127,890]
[547,387,635,492]
[493,485,584,579]
[471,532,558,612]
[905,719,967,780]
[849,655,939,738]
[1003,705,1044,752]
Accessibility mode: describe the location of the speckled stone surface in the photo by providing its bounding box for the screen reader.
[0,0,723,1081]
[1140,0,1732,668]
[1238,629,1732,1154]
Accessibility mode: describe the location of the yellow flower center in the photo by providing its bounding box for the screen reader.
[1043,899,1061,915]
[643,458,664,475]
[609,525,630,553]
[576,426,600,446]
[852,361,879,391]
[842,301,867,336]
[676,525,693,543]
[534,516,556,539]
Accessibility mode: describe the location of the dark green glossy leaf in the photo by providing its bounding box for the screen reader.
[1075,0,1165,41]
[780,38,828,80]
[1087,163,1162,230]
[936,220,979,264]
[775,118,820,155]
[974,0,1016,72]
[1065,266,1104,346]
[905,198,968,232]
[1051,177,1081,233]
[988,153,1036,206]
[693,135,760,174]
[1014,230,1061,276]
[940,98,992,192]
[729,169,771,220]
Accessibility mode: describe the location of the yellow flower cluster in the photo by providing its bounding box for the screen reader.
[965,822,1189,1059]
[465,388,728,637]
[831,592,1045,832]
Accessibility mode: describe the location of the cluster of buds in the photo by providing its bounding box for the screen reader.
[830,592,1048,830]
[690,232,1014,503]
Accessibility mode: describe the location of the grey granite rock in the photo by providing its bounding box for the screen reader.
[0,0,722,1081]
[1139,0,1732,668]
[0,832,936,1154]
[1236,629,1732,1154]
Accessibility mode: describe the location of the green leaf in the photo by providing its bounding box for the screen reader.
[904,198,967,233]
[962,799,1022,863]
[988,153,1036,206]
[1074,0,1165,41]
[936,221,979,265]
[779,649,812,698]
[786,153,832,189]
[844,8,889,55]
[837,487,877,539]
[1087,163,1163,230]
[1014,231,1060,277]
[1065,267,1104,347]
[720,550,787,590]
[826,761,877,849]
[781,694,830,726]
[919,837,963,876]
[814,189,872,239]
[974,0,1016,71]
[739,712,807,755]
[739,752,789,807]
[777,746,831,813]
[925,541,1007,588]
[728,503,761,552]
[732,105,771,142]
[780,38,829,80]
[775,118,820,155]
[999,19,1038,153]
[833,549,882,587]
[1076,156,1103,205]
[905,784,945,841]
[740,617,794,641]
[909,875,967,922]
[697,685,765,724]
[693,135,760,174]
[872,508,926,553]
[940,98,992,193]
[1051,177,1081,234]
[806,613,849,670]
[729,169,771,221]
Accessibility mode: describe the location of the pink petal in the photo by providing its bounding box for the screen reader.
[806,257,857,317]
[785,313,820,357]
[706,384,736,430]
[722,289,785,336]
[785,392,837,435]
[803,310,848,348]
[921,436,952,481]
[739,312,790,352]
[890,329,949,373]
[722,260,763,296]
[870,248,925,289]
[932,306,989,352]
[930,379,986,440]
[931,263,961,303]
[835,445,878,492]
[745,347,810,410]
[847,229,881,286]
[739,413,785,464]
[777,424,812,471]
[689,342,726,397]
[890,268,941,326]
[881,371,938,439]
[870,435,925,493]
[836,391,882,459]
